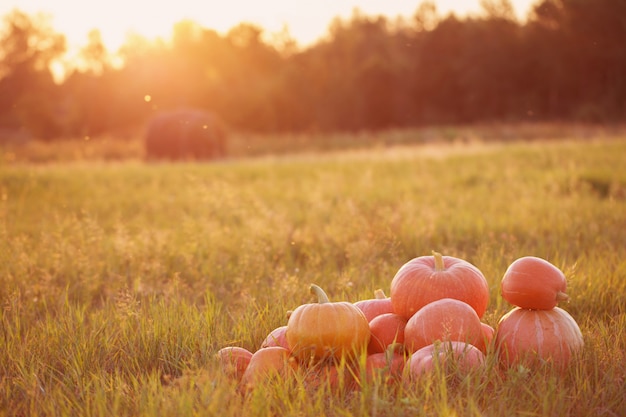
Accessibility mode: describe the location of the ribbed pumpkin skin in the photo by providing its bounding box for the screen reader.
[390,253,490,319]
[286,297,370,362]
[495,307,584,370]
[501,256,569,310]
[403,298,484,353]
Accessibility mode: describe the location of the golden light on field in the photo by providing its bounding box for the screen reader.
[2,0,536,53]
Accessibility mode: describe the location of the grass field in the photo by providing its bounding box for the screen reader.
[1,129,625,416]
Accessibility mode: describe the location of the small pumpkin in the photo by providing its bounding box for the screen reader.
[216,346,254,381]
[495,306,583,371]
[501,256,569,310]
[240,346,296,389]
[364,344,406,384]
[260,325,290,350]
[302,361,357,393]
[367,313,407,354]
[403,298,484,353]
[408,341,485,377]
[390,251,490,319]
[286,284,370,362]
[354,289,394,322]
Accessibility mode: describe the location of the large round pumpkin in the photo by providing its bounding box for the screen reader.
[403,298,485,353]
[495,306,583,370]
[500,256,569,310]
[286,284,370,362]
[390,251,490,319]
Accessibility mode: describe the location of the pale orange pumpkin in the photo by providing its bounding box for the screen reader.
[216,346,253,381]
[390,251,490,319]
[286,284,370,362]
[501,256,569,310]
[408,341,485,377]
[495,306,583,370]
[367,313,407,354]
[403,298,484,353]
[260,325,290,350]
[240,346,296,389]
[354,289,394,322]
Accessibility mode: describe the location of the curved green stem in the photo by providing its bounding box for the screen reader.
[310,284,330,304]
[432,250,446,272]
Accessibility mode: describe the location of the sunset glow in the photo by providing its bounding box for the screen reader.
[2,0,536,53]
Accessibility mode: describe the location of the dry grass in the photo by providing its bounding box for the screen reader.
[1,128,625,416]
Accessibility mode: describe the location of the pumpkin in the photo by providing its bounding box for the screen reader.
[240,346,296,389]
[364,344,406,384]
[501,256,569,310]
[390,251,490,319]
[216,346,253,381]
[367,313,407,354]
[354,289,394,322]
[286,284,370,362]
[495,306,583,371]
[408,341,485,377]
[403,298,484,353]
[260,325,290,350]
[302,361,357,393]
[480,323,495,352]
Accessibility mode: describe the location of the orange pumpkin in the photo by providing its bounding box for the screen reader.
[286,284,370,362]
[216,346,253,381]
[390,251,490,319]
[354,289,394,322]
[260,325,290,350]
[403,298,484,353]
[302,361,358,393]
[240,346,296,389]
[501,256,569,310]
[364,344,406,384]
[408,341,485,377]
[480,323,495,352]
[367,313,407,354]
[495,306,583,371]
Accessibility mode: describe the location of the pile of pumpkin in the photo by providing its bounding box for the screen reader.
[217,252,584,391]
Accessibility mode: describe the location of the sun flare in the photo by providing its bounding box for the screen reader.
[3,0,536,54]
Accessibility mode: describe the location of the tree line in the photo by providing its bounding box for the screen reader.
[0,0,624,141]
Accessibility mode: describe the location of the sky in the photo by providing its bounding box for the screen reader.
[1,0,536,53]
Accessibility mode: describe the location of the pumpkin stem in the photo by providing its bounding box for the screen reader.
[556,291,570,303]
[310,284,330,304]
[432,251,446,272]
[374,289,387,299]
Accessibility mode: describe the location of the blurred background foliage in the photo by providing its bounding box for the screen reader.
[0,0,625,143]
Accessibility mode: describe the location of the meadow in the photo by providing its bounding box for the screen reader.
[1,126,625,416]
